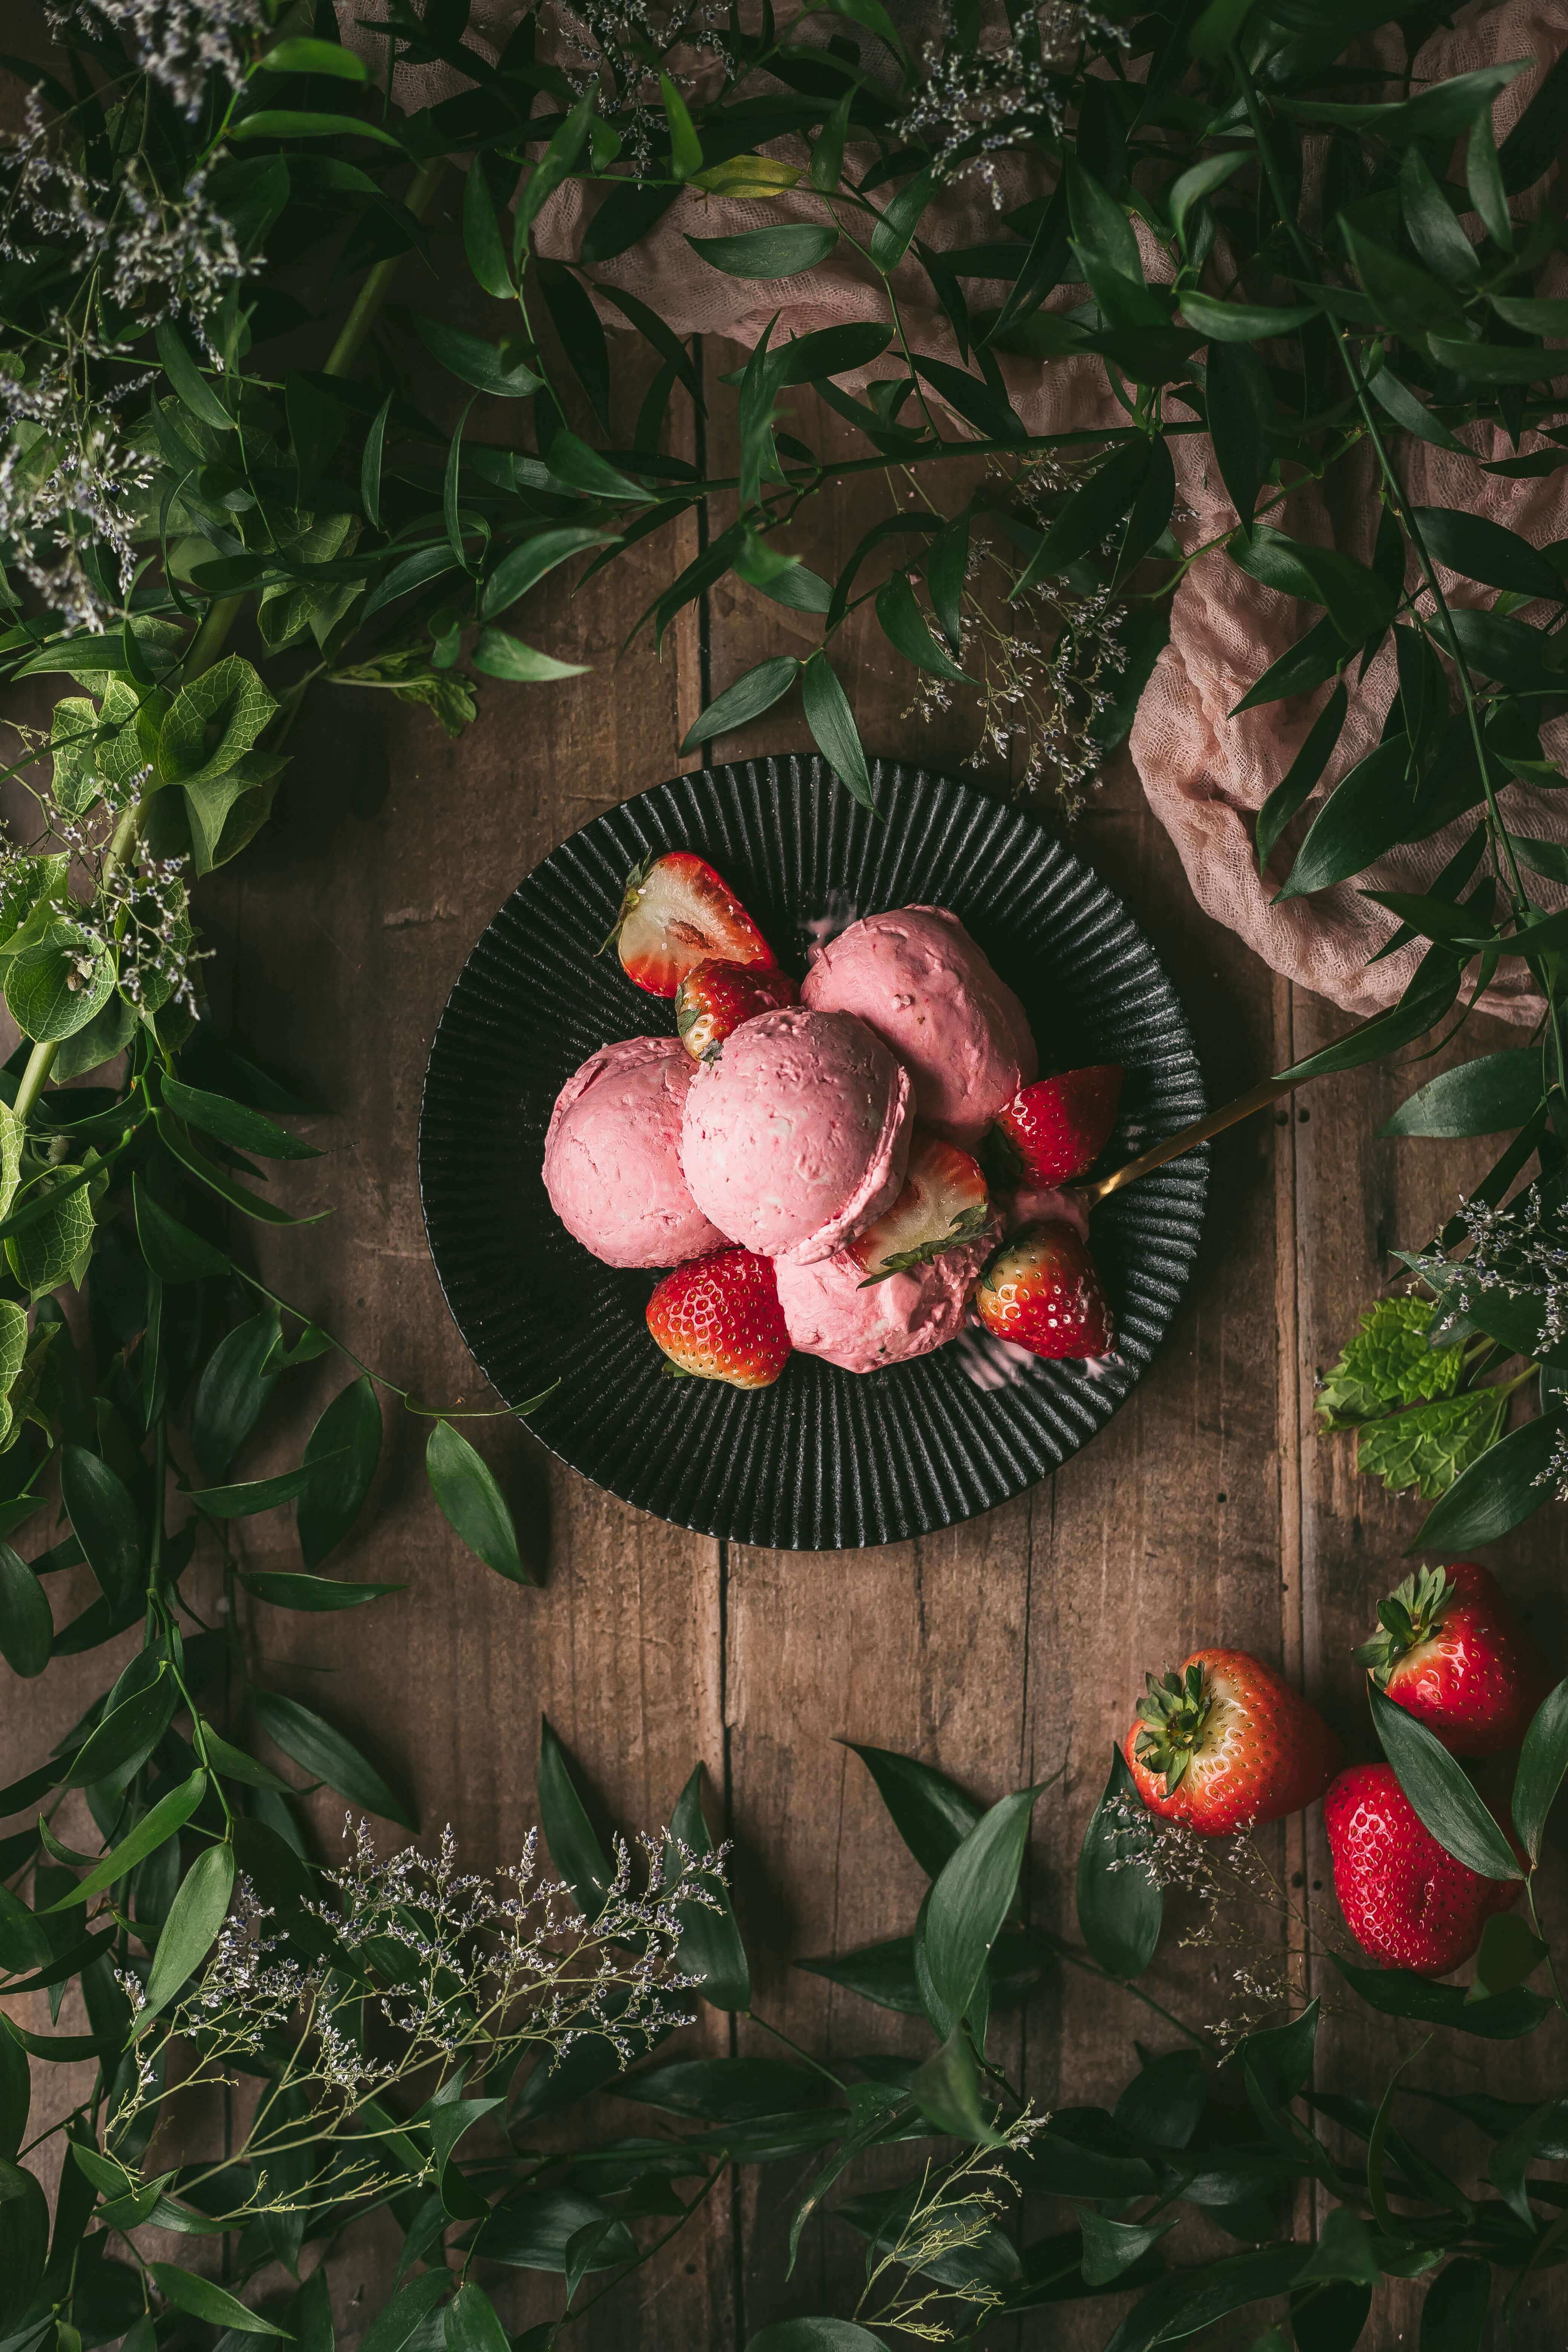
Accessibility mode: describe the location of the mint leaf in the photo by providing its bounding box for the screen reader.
[1317,1297,1463,1426]
[1354,1387,1509,1500]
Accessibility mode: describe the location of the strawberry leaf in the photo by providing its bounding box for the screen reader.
[1317,1297,1464,1427]
[1353,1387,1509,1500]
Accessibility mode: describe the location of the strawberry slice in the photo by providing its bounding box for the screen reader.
[609,851,773,998]
[646,1247,791,1388]
[987,1065,1124,1188]
[975,1220,1113,1358]
[847,1132,990,1285]
[676,957,798,1060]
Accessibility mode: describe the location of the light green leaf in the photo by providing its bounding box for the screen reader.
[5,924,116,1043]
[158,656,278,788]
[470,629,588,683]
[6,1161,100,1298]
[1355,1388,1510,1501]
[1316,1297,1463,1426]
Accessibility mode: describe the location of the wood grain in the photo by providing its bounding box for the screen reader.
[3,301,1566,2350]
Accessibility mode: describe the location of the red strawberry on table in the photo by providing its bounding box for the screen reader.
[975,1220,1113,1359]
[848,1132,991,1284]
[1324,1762,1521,1977]
[646,1248,791,1389]
[1124,1649,1343,1834]
[988,1065,1124,1187]
[675,957,798,1060]
[1356,1561,1551,1759]
[610,851,773,997]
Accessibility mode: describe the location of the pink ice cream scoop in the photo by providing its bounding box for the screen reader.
[801,905,1037,1145]
[543,1035,725,1268]
[773,1221,999,1374]
[680,1007,912,1264]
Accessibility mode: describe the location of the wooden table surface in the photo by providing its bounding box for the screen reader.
[8,299,1566,2347]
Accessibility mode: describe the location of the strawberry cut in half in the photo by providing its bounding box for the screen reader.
[1356,1560,1551,1758]
[987,1065,1124,1188]
[1124,1648,1343,1835]
[608,851,773,998]
[848,1132,990,1286]
[646,1247,791,1389]
[975,1219,1113,1358]
[676,957,798,1061]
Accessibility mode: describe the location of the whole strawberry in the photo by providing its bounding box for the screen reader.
[988,1066,1124,1188]
[675,958,798,1060]
[975,1220,1113,1359]
[1324,1762,1521,1977]
[1357,1561,1550,1758]
[646,1248,791,1389]
[608,851,773,998]
[1124,1649,1343,1835]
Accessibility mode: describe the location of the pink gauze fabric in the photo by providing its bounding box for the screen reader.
[347,0,1568,1021]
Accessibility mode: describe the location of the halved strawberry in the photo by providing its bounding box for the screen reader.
[675,957,798,1060]
[608,851,773,998]
[646,1247,791,1388]
[975,1220,1113,1358]
[847,1132,990,1285]
[987,1066,1124,1188]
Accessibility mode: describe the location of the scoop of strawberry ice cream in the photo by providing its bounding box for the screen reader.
[680,1007,912,1264]
[544,1036,725,1268]
[773,1222,999,1373]
[801,906,1037,1145]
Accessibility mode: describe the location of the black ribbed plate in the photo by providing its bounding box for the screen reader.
[419,757,1207,1549]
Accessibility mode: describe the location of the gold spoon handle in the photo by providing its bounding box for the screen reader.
[1076,1072,1305,1207]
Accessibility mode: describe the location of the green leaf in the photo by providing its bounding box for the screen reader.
[1380,1051,1544,1137]
[0,2018,28,2162]
[1511,1677,1568,1861]
[922,1783,1043,2041]
[1419,2257,1490,2352]
[660,70,703,178]
[802,654,876,810]
[445,2283,510,2352]
[0,1886,51,1973]
[361,389,392,531]
[297,1376,381,1567]
[1428,335,1568,386]
[910,2024,1001,2142]
[142,1842,236,2017]
[159,1075,317,1161]
[680,655,800,753]
[411,314,543,400]
[539,1715,614,1918]
[233,104,400,145]
[1276,739,1416,900]
[1370,1685,1522,1879]
[1341,220,1465,339]
[1316,1298,1462,1424]
[1355,1389,1509,1502]
[157,1113,326,1225]
[1012,440,1149,593]
[5,924,115,1044]
[47,1769,206,1908]
[426,1418,532,1583]
[242,1570,401,1610]
[914,353,1024,443]
[687,226,837,279]
[1366,366,1472,455]
[0,1546,51,1677]
[0,1303,27,1455]
[0,2159,47,2330]
[133,1176,230,1283]
[194,1462,322,1519]
[481,528,617,623]
[1412,506,1559,600]
[1080,2211,1176,2286]
[189,1305,280,1481]
[1182,291,1315,341]
[666,1763,749,2009]
[875,571,969,681]
[1231,527,1397,647]
[1467,1910,1547,2004]
[745,2327,883,2352]
[252,1691,416,1828]
[63,1443,142,1612]
[849,1744,983,1879]
[1412,1409,1563,1549]
[357,2274,450,2352]
[461,157,513,300]
[155,320,231,430]
[1257,684,1347,876]
[1206,341,1274,536]
[259,35,368,78]
[63,1674,174,1789]
[159,656,277,789]
[150,2260,291,2335]
[1076,1746,1162,1978]
[799,1925,1049,2015]
[870,167,939,273]
[470,629,588,683]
